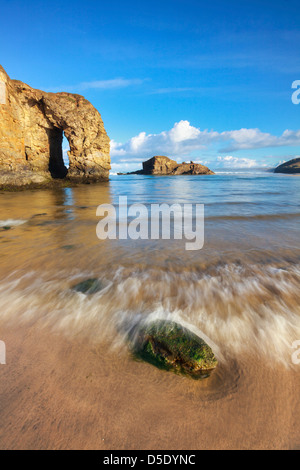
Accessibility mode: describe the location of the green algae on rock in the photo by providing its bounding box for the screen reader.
[72,278,104,294]
[131,320,218,378]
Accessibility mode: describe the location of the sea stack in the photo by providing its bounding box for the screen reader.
[0,65,110,188]
[128,156,215,175]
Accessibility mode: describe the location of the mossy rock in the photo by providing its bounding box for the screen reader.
[131,320,218,379]
[72,278,104,294]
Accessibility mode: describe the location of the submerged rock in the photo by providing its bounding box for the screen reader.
[72,278,104,294]
[131,320,218,378]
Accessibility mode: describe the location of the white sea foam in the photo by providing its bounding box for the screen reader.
[0,219,27,227]
[0,263,299,367]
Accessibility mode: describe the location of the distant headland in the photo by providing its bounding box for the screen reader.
[274,158,300,174]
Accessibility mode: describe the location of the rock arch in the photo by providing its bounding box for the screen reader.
[0,65,110,187]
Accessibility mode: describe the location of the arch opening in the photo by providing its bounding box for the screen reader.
[48,127,68,179]
[62,134,70,169]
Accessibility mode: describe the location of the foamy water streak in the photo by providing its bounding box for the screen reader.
[0,219,27,227]
[0,262,299,367]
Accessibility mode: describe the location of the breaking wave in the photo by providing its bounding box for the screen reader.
[0,262,299,367]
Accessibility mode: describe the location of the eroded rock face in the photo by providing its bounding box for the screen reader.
[0,65,110,187]
[129,156,214,175]
[143,156,179,174]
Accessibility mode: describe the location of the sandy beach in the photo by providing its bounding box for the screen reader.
[0,322,299,450]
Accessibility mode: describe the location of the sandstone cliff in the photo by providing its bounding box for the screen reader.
[274,158,300,174]
[127,156,214,175]
[0,65,110,188]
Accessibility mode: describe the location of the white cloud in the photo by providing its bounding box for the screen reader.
[47,78,145,93]
[110,140,127,156]
[169,120,201,142]
[111,120,214,158]
[118,158,146,163]
[220,128,300,152]
[149,87,196,95]
[216,156,259,168]
[77,78,145,91]
[110,120,300,159]
[110,162,140,173]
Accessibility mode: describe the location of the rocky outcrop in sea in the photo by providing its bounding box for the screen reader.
[125,156,215,175]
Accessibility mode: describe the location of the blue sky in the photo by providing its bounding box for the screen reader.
[1,0,300,172]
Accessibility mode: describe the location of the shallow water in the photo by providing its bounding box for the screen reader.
[0,171,300,368]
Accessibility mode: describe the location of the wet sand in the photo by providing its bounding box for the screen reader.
[0,177,299,449]
[0,323,299,450]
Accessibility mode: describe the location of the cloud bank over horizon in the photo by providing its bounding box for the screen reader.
[111,120,300,159]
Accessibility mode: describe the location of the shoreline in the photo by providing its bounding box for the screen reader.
[0,174,109,192]
[1,169,300,192]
